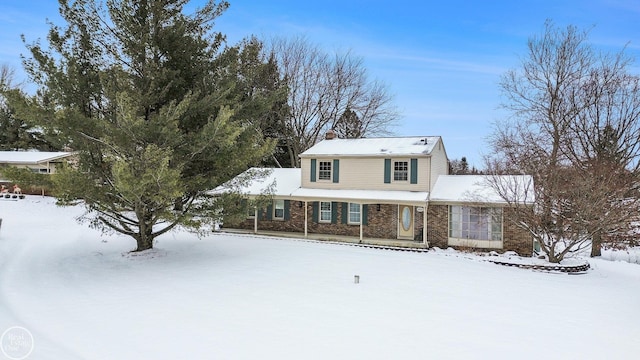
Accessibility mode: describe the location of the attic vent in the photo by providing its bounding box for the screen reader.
[420,138,427,143]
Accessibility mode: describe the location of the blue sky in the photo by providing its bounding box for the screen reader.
[1,0,639,166]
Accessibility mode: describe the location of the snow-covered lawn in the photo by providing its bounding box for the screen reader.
[1,197,638,359]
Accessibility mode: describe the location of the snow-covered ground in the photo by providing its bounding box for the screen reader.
[1,197,638,359]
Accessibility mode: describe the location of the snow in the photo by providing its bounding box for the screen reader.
[213,168,429,205]
[0,151,74,164]
[1,197,639,359]
[430,175,535,204]
[301,136,440,157]
[210,168,301,197]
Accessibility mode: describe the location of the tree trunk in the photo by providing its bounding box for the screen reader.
[135,232,154,252]
[591,231,602,257]
[547,253,561,263]
[134,211,155,251]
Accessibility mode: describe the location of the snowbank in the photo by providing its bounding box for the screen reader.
[1,197,638,359]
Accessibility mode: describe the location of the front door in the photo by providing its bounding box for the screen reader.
[398,205,414,239]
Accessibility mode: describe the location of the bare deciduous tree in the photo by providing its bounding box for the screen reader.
[268,36,399,167]
[487,21,640,262]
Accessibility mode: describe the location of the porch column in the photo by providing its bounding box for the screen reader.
[423,203,428,246]
[304,201,308,238]
[359,203,363,241]
[253,207,258,234]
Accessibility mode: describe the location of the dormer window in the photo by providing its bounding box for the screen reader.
[393,161,408,181]
[318,161,332,180]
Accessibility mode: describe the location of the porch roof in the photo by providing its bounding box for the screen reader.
[290,187,428,205]
[0,151,75,164]
[430,175,535,204]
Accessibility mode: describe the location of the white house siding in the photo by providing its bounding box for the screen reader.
[300,156,432,192]
[429,138,449,190]
[12,163,60,174]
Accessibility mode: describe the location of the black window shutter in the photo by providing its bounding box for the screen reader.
[310,159,317,182]
[341,202,348,224]
[410,158,418,184]
[333,159,340,183]
[266,204,273,220]
[384,159,391,183]
[284,200,291,220]
[312,202,319,223]
[331,201,338,224]
[362,204,368,225]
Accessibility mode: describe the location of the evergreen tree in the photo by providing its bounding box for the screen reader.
[449,156,471,175]
[20,0,276,251]
[0,65,56,151]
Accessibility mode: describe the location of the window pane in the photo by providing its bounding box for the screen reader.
[349,203,361,224]
[449,206,500,241]
[274,200,285,219]
[318,161,331,180]
[320,201,331,222]
[393,161,408,181]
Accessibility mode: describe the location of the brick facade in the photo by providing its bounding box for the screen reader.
[502,208,533,256]
[426,204,449,248]
[426,204,532,255]
[227,201,531,254]
[228,202,429,241]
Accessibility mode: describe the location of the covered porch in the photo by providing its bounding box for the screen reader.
[244,188,430,245]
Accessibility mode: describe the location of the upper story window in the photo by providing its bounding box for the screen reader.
[310,159,339,183]
[318,161,332,180]
[385,158,418,184]
[394,161,408,181]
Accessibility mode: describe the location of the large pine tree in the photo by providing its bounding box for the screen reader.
[19,0,281,251]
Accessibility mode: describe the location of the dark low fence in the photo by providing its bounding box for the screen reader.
[490,260,590,273]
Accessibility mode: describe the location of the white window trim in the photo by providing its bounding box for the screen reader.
[319,201,332,223]
[318,160,332,181]
[448,205,503,248]
[392,159,409,182]
[273,199,285,220]
[348,202,361,225]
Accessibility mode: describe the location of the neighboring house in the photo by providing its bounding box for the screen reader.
[219,132,534,255]
[0,151,75,175]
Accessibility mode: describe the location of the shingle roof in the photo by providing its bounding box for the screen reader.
[300,136,441,157]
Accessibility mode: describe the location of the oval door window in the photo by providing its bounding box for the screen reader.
[401,206,411,231]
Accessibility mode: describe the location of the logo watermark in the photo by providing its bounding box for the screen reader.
[1,327,34,360]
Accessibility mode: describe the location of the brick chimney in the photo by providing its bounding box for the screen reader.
[325,129,337,140]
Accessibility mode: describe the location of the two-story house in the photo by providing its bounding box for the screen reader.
[221,132,534,255]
